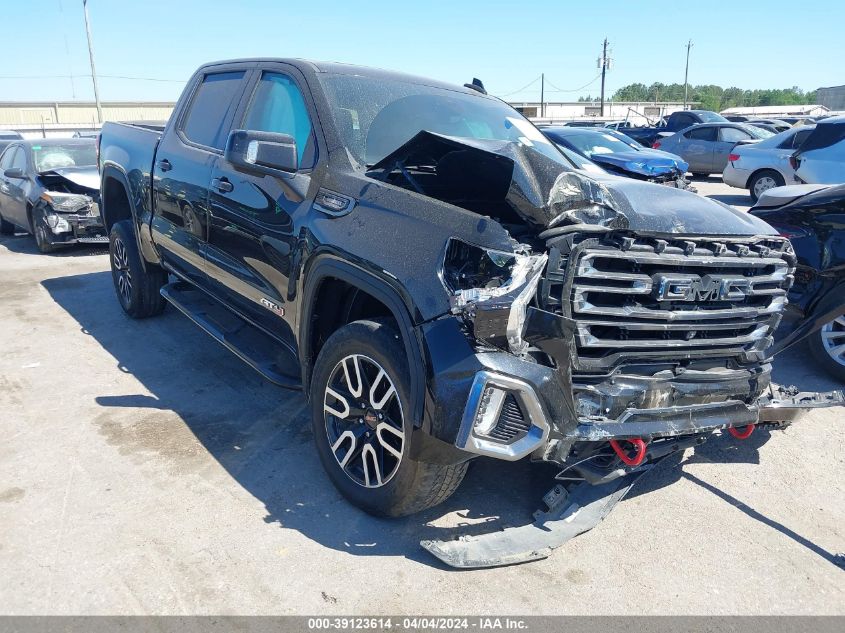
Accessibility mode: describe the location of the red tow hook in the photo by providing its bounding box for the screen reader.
[728,424,755,440]
[610,438,647,466]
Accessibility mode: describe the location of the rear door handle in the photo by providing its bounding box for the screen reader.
[211,177,233,193]
[157,159,172,172]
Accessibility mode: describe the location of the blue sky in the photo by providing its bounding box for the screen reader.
[2,0,842,103]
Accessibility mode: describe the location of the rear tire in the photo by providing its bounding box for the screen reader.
[808,315,845,382]
[109,220,167,318]
[311,318,468,517]
[749,170,785,203]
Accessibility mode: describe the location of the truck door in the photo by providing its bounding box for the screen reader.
[204,67,318,346]
[151,69,248,286]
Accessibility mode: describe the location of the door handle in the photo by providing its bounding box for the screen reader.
[157,159,172,172]
[211,177,233,193]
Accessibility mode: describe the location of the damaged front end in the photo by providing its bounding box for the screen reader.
[35,169,106,246]
[378,131,845,566]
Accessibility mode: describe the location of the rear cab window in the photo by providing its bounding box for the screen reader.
[180,71,246,150]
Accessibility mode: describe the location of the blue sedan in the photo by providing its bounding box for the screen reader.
[539,126,693,189]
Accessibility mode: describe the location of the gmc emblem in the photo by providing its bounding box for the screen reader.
[654,274,751,302]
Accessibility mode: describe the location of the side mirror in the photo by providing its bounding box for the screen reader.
[225,130,298,174]
[3,167,24,179]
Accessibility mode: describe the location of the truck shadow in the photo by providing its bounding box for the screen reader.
[0,232,108,258]
[41,270,835,569]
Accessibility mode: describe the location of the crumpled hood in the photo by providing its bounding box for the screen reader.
[588,149,688,176]
[591,174,777,236]
[39,166,100,192]
[368,131,776,237]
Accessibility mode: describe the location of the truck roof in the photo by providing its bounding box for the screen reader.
[198,58,484,98]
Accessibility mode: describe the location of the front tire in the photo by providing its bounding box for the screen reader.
[311,318,468,517]
[809,315,845,382]
[109,220,167,319]
[31,209,56,253]
[749,170,785,202]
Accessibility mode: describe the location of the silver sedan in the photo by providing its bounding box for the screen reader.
[722,125,815,201]
[653,123,773,176]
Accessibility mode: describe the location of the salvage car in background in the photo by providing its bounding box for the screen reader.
[0,139,105,252]
[623,109,727,147]
[751,184,845,380]
[540,125,692,189]
[723,125,815,201]
[654,122,773,176]
[792,115,845,184]
[0,130,23,154]
[748,121,790,135]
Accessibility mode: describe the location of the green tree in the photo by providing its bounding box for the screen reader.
[611,82,819,109]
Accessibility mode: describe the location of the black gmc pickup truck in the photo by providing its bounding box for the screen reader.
[98,59,843,567]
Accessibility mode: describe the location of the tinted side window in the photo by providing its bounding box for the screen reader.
[181,71,245,150]
[11,147,28,171]
[791,129,812,149]
[674,115,694,128]
[719,127,751,143]
[243,72,315,167]
[685,126,717,141]
[0,146,16,170]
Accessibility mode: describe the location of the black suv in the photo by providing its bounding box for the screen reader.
[97,59,843,524]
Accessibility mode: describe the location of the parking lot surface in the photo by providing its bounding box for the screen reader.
[0,179,843,615]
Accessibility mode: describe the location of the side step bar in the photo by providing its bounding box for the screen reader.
[160,282,301,390]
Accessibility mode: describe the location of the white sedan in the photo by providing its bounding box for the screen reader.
[722,125,815,201]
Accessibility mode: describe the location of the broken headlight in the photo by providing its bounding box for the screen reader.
[444,238,547,356]
[41,192,92,214]
[45,213,70,234]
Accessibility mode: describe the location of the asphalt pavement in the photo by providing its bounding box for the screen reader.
[0,177,843,615]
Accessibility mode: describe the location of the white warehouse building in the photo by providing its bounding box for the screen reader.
[0,101,175,138]
[508,100,692,124]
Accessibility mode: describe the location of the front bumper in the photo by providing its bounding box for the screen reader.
[42,207,107,245]
[455,368,844,461]
[420,317,844,463]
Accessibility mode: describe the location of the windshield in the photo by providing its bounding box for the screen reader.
[32,143,97,172]
[554,144,606,173]
[603,129,641,148]
[697,111,729,123]
[319,73,566,167]
[560,131,638,157]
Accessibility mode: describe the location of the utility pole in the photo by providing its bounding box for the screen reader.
[540,73,545,119]
[683,40,693,111]
[598,38,612,117]
[82,0,103,124]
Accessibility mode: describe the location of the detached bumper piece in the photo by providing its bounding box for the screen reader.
[759,387,845,422]
[421,472,644,569]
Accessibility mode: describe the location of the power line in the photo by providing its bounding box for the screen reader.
[545,74,602,93]
[0,74,185,82]
[496,75,542,98]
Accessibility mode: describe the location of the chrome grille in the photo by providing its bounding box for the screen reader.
[552,236,794,371]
